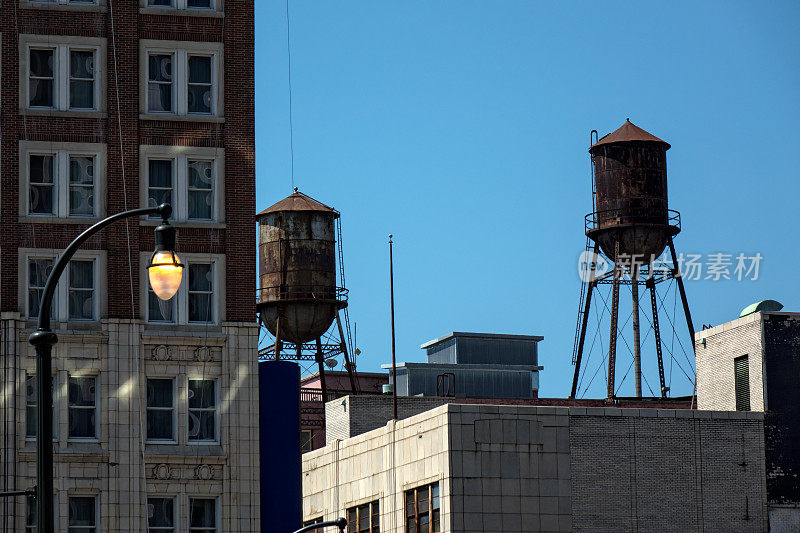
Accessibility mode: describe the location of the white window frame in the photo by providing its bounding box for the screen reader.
[67,374,99,442]
[140,40,224,119]
[20,141,107,221]
[22,249,106,322]
[146,495,177,532]
[144,0,217,10]
[141,252,225,325]
[140,146,224,223]
[67,494,99,533]
[187,496,219,532]
[145,377,177,444]
[187,378,219,444]
[24,44,100,111]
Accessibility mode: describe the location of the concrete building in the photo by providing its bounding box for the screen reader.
[695,309,800,531]
[386,332,544,399]
[303,400,767,532]
[0,2,259,531]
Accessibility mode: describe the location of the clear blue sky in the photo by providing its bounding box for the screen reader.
[254,1,800,398]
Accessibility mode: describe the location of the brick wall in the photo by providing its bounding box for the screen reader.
[695,312,765,411]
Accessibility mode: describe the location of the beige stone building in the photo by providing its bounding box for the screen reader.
[303,399,767,533]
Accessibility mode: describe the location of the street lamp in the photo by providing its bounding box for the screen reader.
[29,203,182,533]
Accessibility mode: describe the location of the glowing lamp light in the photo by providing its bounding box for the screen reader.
[147,220,184,301]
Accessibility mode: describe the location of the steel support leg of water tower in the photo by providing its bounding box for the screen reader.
[631,265,642,398]
[668,239,697,353]
[273,313,283,360]
[335,311,359,393]
[315,338,328,403]
[607,244,621,400]
[647,276,668,398]
[570,279,596,399]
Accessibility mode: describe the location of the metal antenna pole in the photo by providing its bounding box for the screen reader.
[631,264,642,398]
[389,235,397,420]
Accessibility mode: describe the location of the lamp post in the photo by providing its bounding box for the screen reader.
[29,203,183,533]
[292,518,348,533]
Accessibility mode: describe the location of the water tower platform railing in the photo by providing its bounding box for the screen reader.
[584,208,681,234]
[256,285,348,305]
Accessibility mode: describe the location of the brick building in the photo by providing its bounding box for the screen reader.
[695,309,800,531]
[0,1,258,531]
[304,401,767,532]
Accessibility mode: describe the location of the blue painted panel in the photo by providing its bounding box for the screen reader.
[259,360,301,533]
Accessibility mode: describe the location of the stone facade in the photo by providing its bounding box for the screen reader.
[0,1,258,530]
[304,402,768,532]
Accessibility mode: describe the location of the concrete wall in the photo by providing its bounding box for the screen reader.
[305,403,768,532]
[695,312,765,411]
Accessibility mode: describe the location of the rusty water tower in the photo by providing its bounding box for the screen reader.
[256,189,357,398]
[571,120,695,400]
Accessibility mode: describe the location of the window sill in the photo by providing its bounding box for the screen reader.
[145,444,225,458]
[20,215,101,225]
[140,6,223,17]
[20,2,108,13]
[20,108,107,119]
[140,113,225,123]
[139,219,226,229]
[142,326,226,341]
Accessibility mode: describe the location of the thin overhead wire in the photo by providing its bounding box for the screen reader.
[286,0,295,189]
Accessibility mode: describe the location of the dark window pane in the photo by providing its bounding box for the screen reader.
[148,0,172,4]
[70,79,94,109]
[147,379,173,407]
[30,185,54,214]
[147,410,174,440]
[70,50,94,79]
[148,54,172,82]
[70,261,93,289]
[188,380,215,409]
[30,49,54,77]
[68,377,95,407]
[187,85,211,114]
[188,56,211,84]
[147,498,175,528]
[30,79,54,107]
[189,293,212,322]
[149,160,173,188]
[148,83,173,113]
[68,497,95,527]
[189,498,215,528]
[187,0,211,7]
[69,409,95,438]
[189,264,212,292]
[30,154,55,183]
[188,160,213,188]
[188,191,213,220]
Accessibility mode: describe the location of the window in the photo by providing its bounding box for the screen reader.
[27,150,98,218]
[68,496,97,533]
[301,429,314,452]
[143,44,222,117]
[27,44,100,111]
[189,498,217,532]
[347,500,379,533]
[146,379,176,442]
[303,517,324,533]
[405,483,440,533]
[68,376,97,439]
[188,379,217,442]
[27,256,99,321]
[147,497,176,532]
[145,154,217,221]
[145,0,216,9]
[734,355,751,411]
[147,259,217,324]
[26,374,57,440]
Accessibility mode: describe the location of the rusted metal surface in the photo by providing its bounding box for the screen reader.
[586,120,679,260]
[256,191,345,344]
[590,118,670,149]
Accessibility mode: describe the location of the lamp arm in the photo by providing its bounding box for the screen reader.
[36,204,169,332]
[292,518,348,533]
